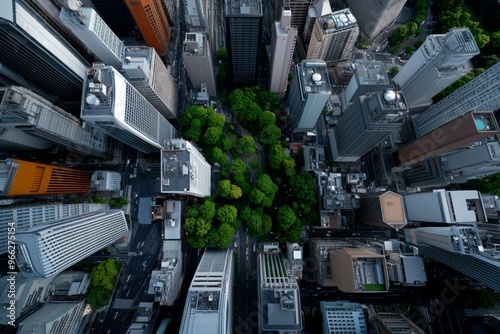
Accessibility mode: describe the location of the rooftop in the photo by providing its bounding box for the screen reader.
[318,8,357,33]
[298,60,332,95]
[353,61,390,86]
[226,0,263,16]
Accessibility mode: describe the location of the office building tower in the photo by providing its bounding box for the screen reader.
[412,62,500,138]
[274,0,312,37]
[0,202,107,254]
[0,158,91,197]
[408,225,500,292]
[320,301,368,334]
[90,171,122,191]
[330,248,390,293]
[397,111,499,166]
[288,60,331,132]
[182,33,217,97]
[269,7,297,94]
[179,247,234,334]
[393,28,480,109]
[90,0,136,37]
[358,191,407,229]
[375,313,426,334]
[330,90,408,162]
[306,8,359,67]
[60,5,126,69]
[124,46,178,120]
[0,0,89,102]
[346,0,407,38]
[0,86,111,157]
[15,209,128,278]
[303,0,332,49]
[226,0,263,85]
[386,252,427,286]
[17,300,86,333]
[150,239,183,305]
[403,189,486,224]
[257,243,303,333]
[185,0,206,30]
[81,65,175,153]
[124,0,171,56]
[343,61,390,105]
[161,139,211,197]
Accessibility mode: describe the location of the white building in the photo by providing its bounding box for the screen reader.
[320,301,367,334]
[90,171,122,191]
[182,33,217,97]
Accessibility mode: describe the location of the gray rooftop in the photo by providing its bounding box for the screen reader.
[318,8,357,33]
[226,0,263,16]
[353,61,390,86]
[298,60,332,95]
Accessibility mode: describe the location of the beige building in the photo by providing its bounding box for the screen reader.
[182,33,217,97]
[358,191,407,229]
[330,248,389,293]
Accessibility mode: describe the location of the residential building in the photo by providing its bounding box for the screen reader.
[183,33,217,97]
[393,28,480,109]
[257,243,303,333]
[0,158,91,197]
[0,0,89,103]
[90,171,122,191]
[358,191,407,230]
[375,312,426,334]
[396,111,499,166]
[303,0,332,51]
[412,62,500,138]
[403,189,486,224]
[179,247,234,334]
[287,59,331,132]
[329,90,408,162]
[269,7,297,94]
[60,5,126,69]
[15,210,128,278]
[346,0,407,38]
[17,300,86,333]
[0,86,111,157]
[343,61,390,105]
[226,0,263,85]
[124,46,178,120]
[81,64,175,153]
[161,139,211,197]
[320,301,368,334]
[0,202,108,254]
[306,8,359,67]
[124,0,171,56]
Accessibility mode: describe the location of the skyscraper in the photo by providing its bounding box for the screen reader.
[346,0,407,38]
[306,8,359,67]
[15,210,128,278]
[81,64,175,153]
[124,0,171,56]
[269,7,297,94]
[0,158,91,197]
[226,0,263,85]
[343,61,391,105]
[182,33,217,97]
[180,247,234,334]
[303,0,332,49]
[0,0,89,102]
[358,191,407,229]
[185,0,206,30]
[412,62,500,138]
[330,90,408,162]
[287,59,331,132]
[320,301,368,334]
[0,86,112,157]
[393,28,480,109]
[60,5,126,69]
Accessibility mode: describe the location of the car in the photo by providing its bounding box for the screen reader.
[113,312,118,319]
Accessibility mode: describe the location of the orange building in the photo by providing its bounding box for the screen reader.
[0,159,91,196]
[125,0,171,56]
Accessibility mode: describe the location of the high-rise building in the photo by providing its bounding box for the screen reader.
[185,0,206,30]
[0,86,112,157]
[375,312,426,334]
[329,90,408,162]
[226,0,263,85]
[403,189,486,224]
[287,59,331,131]
[17,300,86,333]
[274,0,312,37]
[412,62,500,138]
[358,191,407,229]
[124,0,171,56]
[0,0,89,102]
[90,171,122,191]
[396,111,499,166]
[124,46,178,120]
[257,243,303,333]
[320,301,368,334]
[0,158,91,197]
[15,209,128,278]
[343,61,391,105]
[160,139,211,197]
[81,64,175,153]
[269,7,297,94]
[60,5,126,69]
[346,0,407,38]
[179,247,234,334]
[90,0,136,37]
[393,28,480,109]
[306,8,359,67]
[182,33,217,97]
[0,202,108,254]
[303,0,332,49]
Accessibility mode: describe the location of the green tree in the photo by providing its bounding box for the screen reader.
[208,113,226,129]
[259,111,276,128]
[86,286,112,310]
[208,223,235,248]
[199,200,216,221]
[239,207,252,223]
[216,48,226,58]
[216,205,238,224]
[256,174,278,197]
[236,135,256,155]
[89,259,119,290]
[187,234,208,248]
[388,25,408,46]
[282,157,296,177]
[260,124,282,145]
[223,138,233,151]
[184,217,211,237]
[388,66,399,79]
[203,126,222,145]
[268,144,286,169]
[405,45,414,54]
[185,206,199,218]
[239,102,262,124]
[285,222,303,242]
[217,179,232,198]
[289,170,317,222]
[248,188,266,205]
[229,184,243,199]
[211,147,228,165]
[185,118,202,142]
[247,212,264,237]
[229,158,247,177]
[277,205,297,231]
[261,214,273,235]
[109,196,128,209]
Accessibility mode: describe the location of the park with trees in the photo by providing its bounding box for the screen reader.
[86,258,122,310]
[180,86,317,248]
